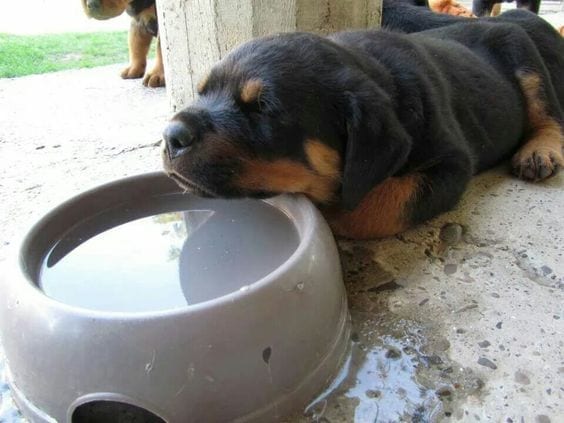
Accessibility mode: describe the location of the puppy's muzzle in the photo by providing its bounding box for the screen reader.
[85,0,102,13]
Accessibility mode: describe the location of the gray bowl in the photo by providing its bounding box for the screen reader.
[0,172,350,422]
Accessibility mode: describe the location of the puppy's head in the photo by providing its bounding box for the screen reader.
[162,32,411,209]
[82,0,129,20]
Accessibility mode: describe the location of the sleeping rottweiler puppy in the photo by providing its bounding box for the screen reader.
[161,8,563,239]
[82,0,164,87]
[472,0,540,17]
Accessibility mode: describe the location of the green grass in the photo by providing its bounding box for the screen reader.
[0,31,135,78]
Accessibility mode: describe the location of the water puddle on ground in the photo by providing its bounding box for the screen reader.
[291,246,484,423]
[297,316,483,423]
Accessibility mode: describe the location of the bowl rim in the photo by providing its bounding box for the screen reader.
[8,172,321,320]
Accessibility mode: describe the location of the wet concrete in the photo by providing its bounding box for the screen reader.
[1,12,564,422]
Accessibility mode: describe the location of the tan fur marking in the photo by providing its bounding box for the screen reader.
[324,174,422,239]
[237,157,339,203]
[305,139,341,178]
[512,73,564,180]
[240,79,263,104]
[197,73,210,94]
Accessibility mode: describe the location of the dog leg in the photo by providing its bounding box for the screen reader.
[512,73,564,181]
[428,0,476,17]
[143,35,165,87]
[325,158,472,239]
[120,18,152,80]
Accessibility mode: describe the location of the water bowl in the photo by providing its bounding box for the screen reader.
[0,172,350,422]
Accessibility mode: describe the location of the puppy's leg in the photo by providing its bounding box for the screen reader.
[429,0,476,17]
[491,3,502,16]
[142,35,165,87]
[121,19,152,80]
[326,157,472,239]
[512,73,564,181]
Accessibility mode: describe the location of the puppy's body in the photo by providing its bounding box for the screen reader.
[163,10,563,239]
[331,27,526,171]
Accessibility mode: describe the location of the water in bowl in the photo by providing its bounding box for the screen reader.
[39,196,299,312]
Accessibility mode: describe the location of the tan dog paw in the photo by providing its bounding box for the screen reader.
[142,69,165,87]
[121,64,146,79]
[512,145,564,181]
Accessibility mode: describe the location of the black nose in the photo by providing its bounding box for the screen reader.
[163,121,195,159]
[86,0,101,10]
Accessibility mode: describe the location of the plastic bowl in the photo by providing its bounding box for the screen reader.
[0,172,350,422]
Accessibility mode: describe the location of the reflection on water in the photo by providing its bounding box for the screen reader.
[39,197,299,312]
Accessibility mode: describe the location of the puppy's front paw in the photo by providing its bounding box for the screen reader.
[143,69,165,87]
[121,64,146,79]
[512,145,564,181]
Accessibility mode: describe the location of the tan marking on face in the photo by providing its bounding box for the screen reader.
[197,73,210,95]
[512,73,564,179]
[240,79,263,104]
[236,140,340,203]
[305,139,341,178]
[237,159,340,204]
[324,173,422,239]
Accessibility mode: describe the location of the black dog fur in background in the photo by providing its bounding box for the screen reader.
[472,0,541,17]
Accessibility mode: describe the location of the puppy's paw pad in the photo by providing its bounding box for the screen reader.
[512,148,563,181]
[121,65,146,79]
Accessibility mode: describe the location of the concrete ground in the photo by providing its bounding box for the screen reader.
[1,5,564,423]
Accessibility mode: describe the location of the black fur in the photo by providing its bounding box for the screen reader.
[126,0,155,17]
[472,0,540,17]
[162,6,563,228]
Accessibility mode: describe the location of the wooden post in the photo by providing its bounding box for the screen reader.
[155,0,382,112]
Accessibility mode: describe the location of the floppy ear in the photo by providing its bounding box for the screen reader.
[341,85,412,210]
